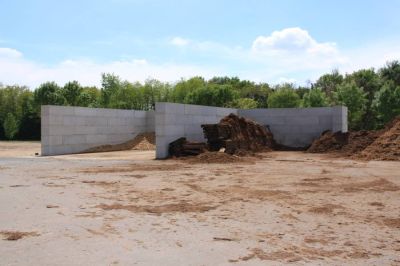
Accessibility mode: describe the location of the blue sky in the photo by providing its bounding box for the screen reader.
[1,0,399,87]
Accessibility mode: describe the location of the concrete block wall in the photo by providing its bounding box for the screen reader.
[155,102,237,159]
[41,105,155,155]
[238,106,348,148]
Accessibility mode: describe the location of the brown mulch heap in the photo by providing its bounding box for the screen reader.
[178,151,251,164]
[131,132,155,150]
[202,113,276,155]
[84,132,155,153]
[356,116,400,161]
[308,116,400,161]
[307,130,381,155]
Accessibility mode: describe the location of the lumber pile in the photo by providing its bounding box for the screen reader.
[168,137,207,157]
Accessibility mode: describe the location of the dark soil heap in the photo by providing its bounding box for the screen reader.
[202,113,276,154]
[308,116,400,161]
[307,130,380,156]
[357,116,400,161]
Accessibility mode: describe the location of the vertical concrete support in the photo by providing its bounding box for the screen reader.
[41,105,155,156]
[331,106,348,133]
[155,102,238,159]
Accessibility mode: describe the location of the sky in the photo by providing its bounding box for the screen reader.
[0,0,400,88]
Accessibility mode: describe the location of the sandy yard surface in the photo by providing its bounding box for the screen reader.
[0,141,399,265]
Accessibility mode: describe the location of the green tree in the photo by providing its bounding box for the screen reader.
[313,69,343,99]
[267,84,301,108]
[78,86,101,107]
[230,98,258,109]
[62,81,82,106]
[379,60,400,86]
[3,113,19,140]
[172,77,205,103]
[301,88,329,107]
[345,69,380,129]
[373,81,400,125]
[184,84,238,107]
[101,73,122,107]
[334,82,367,129]
[34,82,65,106]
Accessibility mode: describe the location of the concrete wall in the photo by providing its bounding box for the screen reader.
[42,103,347,158]
[41,105,154,156]
[155,102,237,159]
[155,103,348,158]
[238,106,348,147]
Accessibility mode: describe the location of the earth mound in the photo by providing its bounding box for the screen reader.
[356,116,400,161]
[84,132,155,153]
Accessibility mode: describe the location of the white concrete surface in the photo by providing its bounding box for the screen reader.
[41,106,154,156]
[239,106,348,148]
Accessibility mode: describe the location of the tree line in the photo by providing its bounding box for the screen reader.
[1,61,399,140]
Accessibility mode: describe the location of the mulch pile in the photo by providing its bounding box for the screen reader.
[177,151,248,164]
[357,117,400,161]
[84,132,155,153]
[202,113,276,155]
[308,116,400,161]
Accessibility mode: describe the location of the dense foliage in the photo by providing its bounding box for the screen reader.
[0,60,399,140]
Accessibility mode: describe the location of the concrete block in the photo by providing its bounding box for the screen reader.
[192,115,205,124]
[285,116,319,125]
[63,135,87,145]
[318,115,332,127]
[86,134,108,144]
[41,136,63,146]
[216,107,237,116]
[156,125,185,137]
[261,116,286,125]
[156,102,185,114]
[50,106,75,116]
[202,115,218,124]
[156,135,178,159]
[184,124,203,135]
[48,126,77,136]
[134,111,147,118]
[41,106,51,117]
[41,114,50,127]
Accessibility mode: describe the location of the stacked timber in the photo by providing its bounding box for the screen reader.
[168,137,207,157]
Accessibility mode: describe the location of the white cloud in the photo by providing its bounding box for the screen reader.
[170,37,190,47]
[252,27,338,56]
[0,47,23,58]
[0,48,221,87]
[1,28,399,88]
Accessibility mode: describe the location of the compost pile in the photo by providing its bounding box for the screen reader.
[169,113,275,157]
[307,130,380,156]
[202,113,276,155]
[84,132,155,153]
[357,116,400,161]
[308,116,400,161]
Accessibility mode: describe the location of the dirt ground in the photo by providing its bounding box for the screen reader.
[0,142,399,265]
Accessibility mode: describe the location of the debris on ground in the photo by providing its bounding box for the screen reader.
[308,116,400,161]
[169,138,207,157]
[178,151,251,164]
[83,132,155,153]
[0,231,39,241]
[201,113,276,154]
